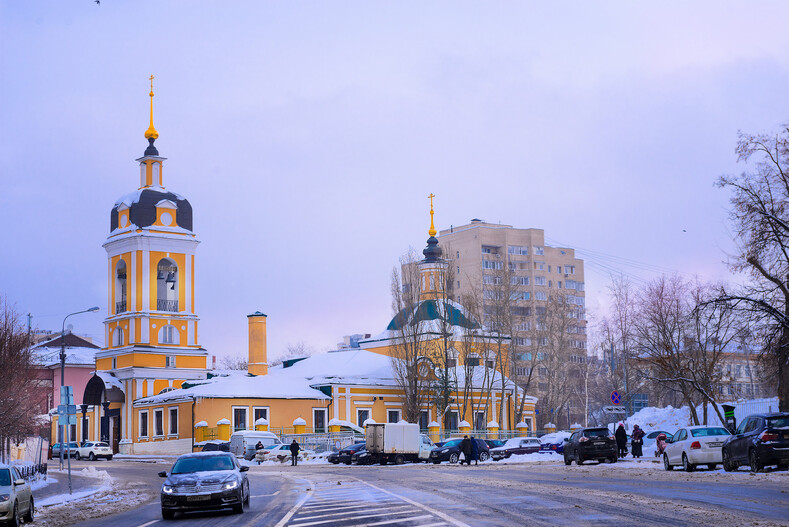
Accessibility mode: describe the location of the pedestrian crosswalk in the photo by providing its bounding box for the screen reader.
[285,480,462,527]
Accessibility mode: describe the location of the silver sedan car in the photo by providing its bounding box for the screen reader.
[0,465,34,526]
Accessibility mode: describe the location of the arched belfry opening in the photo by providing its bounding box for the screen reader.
[156,258,179,312]
[115,260,127,313]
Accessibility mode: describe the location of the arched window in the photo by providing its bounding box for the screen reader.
[464,352,481,367]
[156,258,179,312]
[158,325,180,345]
[115,260,127,313]
[113,326,124,347]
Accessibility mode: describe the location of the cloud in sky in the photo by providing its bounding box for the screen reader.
[2,1,789,358]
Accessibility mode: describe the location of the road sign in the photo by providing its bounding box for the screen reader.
[611,391,621,405]
[60,385,74,405]
[603,406,626,414]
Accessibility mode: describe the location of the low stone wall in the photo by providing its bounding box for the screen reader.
[130,438,193,456]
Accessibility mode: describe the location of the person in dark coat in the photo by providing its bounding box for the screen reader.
[615,423,628,458]
[460,435,472,466]
[255,441,264,451]
[469,435,479,465]
[631,425,645,458]
[290,439,300,466]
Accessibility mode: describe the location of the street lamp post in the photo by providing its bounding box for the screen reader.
[58,306,99,494]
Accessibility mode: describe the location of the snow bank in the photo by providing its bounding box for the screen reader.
[623,397,780,433]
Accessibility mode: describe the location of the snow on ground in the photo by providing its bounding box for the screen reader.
[30,475,57,491]
[39,467,114,507]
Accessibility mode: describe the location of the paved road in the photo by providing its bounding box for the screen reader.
[64,458,789,527]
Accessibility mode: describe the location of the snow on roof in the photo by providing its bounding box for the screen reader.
[33,345,97,367]
[95,371,124,391]
[487,420,499,428]
[114,188,185,208]
[134,370,331,406]
[293,417,306,426]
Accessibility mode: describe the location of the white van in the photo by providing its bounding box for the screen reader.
[229,430,282,460]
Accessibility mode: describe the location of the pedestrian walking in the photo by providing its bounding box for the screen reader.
[615,423,628,458]
[460,435,472,466]
[255,441,263,451]
[469,435,479,465]
[290,439,300,466]
[631,425,645,458]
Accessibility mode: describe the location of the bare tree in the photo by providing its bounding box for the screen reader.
[0,298,42,463]
[269,342,316,367]
[217,354,248,370]
[714,126,789,411]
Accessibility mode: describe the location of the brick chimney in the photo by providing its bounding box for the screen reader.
[247,311,268,376]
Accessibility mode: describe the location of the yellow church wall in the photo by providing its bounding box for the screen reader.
[191,255,195,313]
[176,355,205,369]
[117,353,133,368]
[96,357,112,370]
[153,379,170,394]
[50,412,98,445]
[136,250,143,311]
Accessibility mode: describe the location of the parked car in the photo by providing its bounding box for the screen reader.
[0,465,34,526]
[663,426,731,472]
[563,428,618,465]
[159,451,250,519]
[263,444,315,463]
[539,432,571,454]
[722,413,789,473]
[351,448,373,465]
[484,439,506,449]
[75,441,113,461]
[429,438,490,464]
[201,441,230,452]
[336,442,366,465]
[643,430,673,456]
[490,437,542,460]
[51,442,80,459]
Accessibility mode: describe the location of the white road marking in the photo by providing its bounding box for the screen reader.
[348,478,471,527]
[137,521,160,527]
[252,490,281,498]
[273,477,315,527]
[293,504,413,522]
[289,508,424,527]
[298,502,399,514]
[365,514,434,525]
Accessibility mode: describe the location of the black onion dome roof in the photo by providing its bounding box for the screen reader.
[110,188,193,232]
[386,299,480,331]
[422,236,442,262]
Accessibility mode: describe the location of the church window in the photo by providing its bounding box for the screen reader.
[419,411,429,430]
[165,355,176,368]
[387,410,401,423]
[464,353,480,367]
[160,325,179,345]
[113,327,124,347]
[112,357,117,369]
[253,407,268,424]
[474,412,486,430]
[313,409,327,432]
[152,162,161,186]
[232,407,248,432]
[357,409,370,427]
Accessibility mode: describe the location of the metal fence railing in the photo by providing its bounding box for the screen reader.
[280,432,363,453]
[12,463,47,481]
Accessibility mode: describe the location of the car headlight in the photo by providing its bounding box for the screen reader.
[440,448,448,453]
[162,485,174,494]
[223,480,239,490]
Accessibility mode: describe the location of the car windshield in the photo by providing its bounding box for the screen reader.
[583,429,609,438]
[767,417,789,429]
[348,443,365,451]
[171,455,235,474]
[444,439,462,447]
[0,469,10,486]
[690,427,730,437]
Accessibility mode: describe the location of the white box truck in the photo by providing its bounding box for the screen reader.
[365,422,434,464]
[229,430,281,460]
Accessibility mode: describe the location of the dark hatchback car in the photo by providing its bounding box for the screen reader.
[159,452,250,519]
[722,413,789,472]
[429,438,490,464]
[201,442,230,452]
[563,428,618,465]
[332,442,365,465]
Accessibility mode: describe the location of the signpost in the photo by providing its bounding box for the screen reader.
[58,386,76,494]
[603,406,626,414]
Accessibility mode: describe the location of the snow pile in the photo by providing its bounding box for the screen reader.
[38,467,113,507]
[623,397,780,433]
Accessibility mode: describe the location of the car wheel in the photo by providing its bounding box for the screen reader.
[479,452,489,462]
[10,501,19,527]
[107,455,113,461]
[75,452,81,460]
[609,456,617,464]
[564,453,571,466]
[707,464,716,471]
[449,453,459,464]
[682,453,695,472]
[162,508,175,520]
[576,454,583,466]
[394,455,405,465]
[663,454,673,471]
[722,449,735,472]
[233,502,244,514]
[23,497,34,523]
[749,449,762,473]
[244,483,250,506]
[89,452,96,461]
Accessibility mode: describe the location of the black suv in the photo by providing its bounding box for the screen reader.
[563,427,618,465]
[722,413,789,472]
